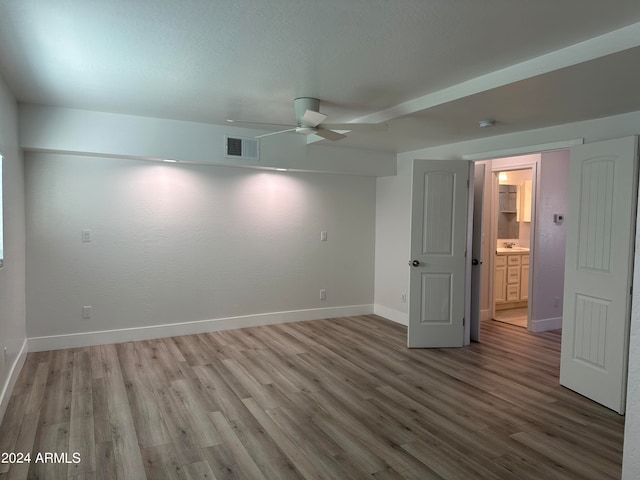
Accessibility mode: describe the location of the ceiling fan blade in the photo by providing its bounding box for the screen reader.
[255,128,298,139]
[315,128,347,141]
[302,109,328,127]
[321,122,388,132]
[227,119,296,128]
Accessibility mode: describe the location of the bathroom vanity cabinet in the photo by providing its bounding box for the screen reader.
[494,250,529,310]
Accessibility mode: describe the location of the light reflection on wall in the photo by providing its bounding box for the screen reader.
[124,163,203,225]
[120,163,311,252]
[235,171,308,236]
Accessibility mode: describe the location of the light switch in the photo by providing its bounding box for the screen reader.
[320,231,328,241]
[82,229,92,242]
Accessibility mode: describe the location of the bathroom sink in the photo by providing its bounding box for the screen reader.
[496,247,530,254]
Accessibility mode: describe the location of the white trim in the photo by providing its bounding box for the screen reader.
[530,316,563,333]
[0,339,28,422]
[27,305,374,352]
[374,304,409,326]
[481,309,490,322]
[463,139,583,161]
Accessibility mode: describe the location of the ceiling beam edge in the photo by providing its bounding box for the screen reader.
[351,21,640,125]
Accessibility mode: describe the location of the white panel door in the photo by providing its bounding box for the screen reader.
[560,136,638,414]
[408,160,470,348]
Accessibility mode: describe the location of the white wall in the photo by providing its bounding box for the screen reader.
[373,155,411,324]
[25,153,376,346]
[0,74,27,420]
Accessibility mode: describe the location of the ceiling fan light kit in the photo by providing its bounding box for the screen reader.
[229,97,387,142]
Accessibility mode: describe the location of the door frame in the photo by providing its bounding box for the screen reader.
[488,160,538,330]
[463,140,583,337]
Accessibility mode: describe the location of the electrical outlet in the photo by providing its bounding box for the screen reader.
[320,231,328,242]
[401,292,407,303]
[554,297,560,308]
[82,306,92,318]
[320,289,327,300]
[82,229,92,242]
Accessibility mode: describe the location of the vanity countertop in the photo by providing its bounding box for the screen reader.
[496,247,530,254]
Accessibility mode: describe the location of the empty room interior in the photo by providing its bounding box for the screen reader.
[3,2,640,479]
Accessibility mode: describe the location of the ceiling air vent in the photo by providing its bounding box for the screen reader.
[225,136,259,160]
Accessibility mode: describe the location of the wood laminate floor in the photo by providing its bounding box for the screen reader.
[0,316,624,479]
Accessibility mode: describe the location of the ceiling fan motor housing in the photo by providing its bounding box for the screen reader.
[294,97,321,126]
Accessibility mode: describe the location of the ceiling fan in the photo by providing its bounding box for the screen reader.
[227,97,387,141]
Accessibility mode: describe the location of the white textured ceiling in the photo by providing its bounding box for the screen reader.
[1,0,640,152]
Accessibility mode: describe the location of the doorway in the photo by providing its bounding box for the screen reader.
[474,151,570,336]
[491,167,533,329]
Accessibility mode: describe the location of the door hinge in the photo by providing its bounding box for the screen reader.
[463,317,466,326]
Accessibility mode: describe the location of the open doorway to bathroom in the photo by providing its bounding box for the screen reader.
[475,150,569,335]
[492,167,533,328]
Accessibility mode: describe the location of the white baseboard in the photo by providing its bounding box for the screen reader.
[374,304,408,326]
[0,338,27,423]
[27,304,375,352]
[531,316,563,332]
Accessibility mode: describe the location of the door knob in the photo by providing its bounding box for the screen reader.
[472,258,483,265]
[409,260,420,267]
